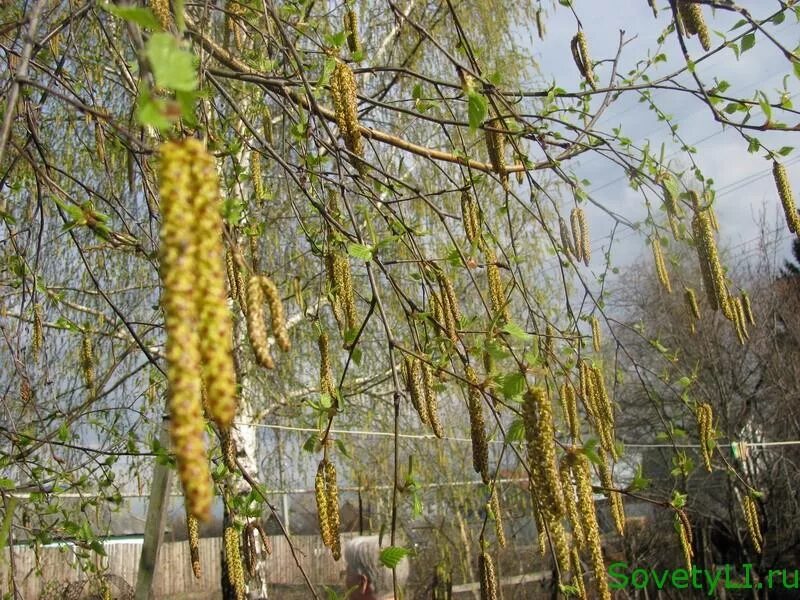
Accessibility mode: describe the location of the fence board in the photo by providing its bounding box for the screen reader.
[1,534,347,598]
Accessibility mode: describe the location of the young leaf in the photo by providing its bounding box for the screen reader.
[379,546,410,569]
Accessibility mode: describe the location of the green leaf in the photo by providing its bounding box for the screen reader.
[778,146,794,157]
[581,439,602,465]
[500,372,526,400]
[335,439,351,459]
[670,491,687,509]
[136,91,173,130]
[506,418,525,442]
[379,546,410,569]
[102,4,161,30]
[90,540,107,557]
[467,90,487,132]
[351,346,363,367]
[501,322,533,341]
[145,33,198,92]
[302,434,319,453]
[741,33,756,53]
[347,242,373,262]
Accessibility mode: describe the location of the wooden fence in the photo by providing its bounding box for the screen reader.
[1,534,348,599]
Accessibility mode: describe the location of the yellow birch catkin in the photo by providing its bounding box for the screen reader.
[560,380,580,441]
[224,526,246,600]
[675,510,694,572]
[741,291,755,326]
[246,275,274,369]
[570,209,584,264]
[149,0,173,31]
[678,0,711,51]
[559,216,576,260]
[225,250,239,302]
[571,207,591,265]
[403,357,428,426]
[488,485,506,548]
[465,366,489,484]
[697,402,714,472]
[478,550,498,600]
[80,335,95,393]
[315,460,334,548]
[571,30,596,88]
[742,493,763,554]
[590,365,616,458]
[572,548,587,600]
[421,361,444,438]
[188,511,201,579]
[222,430,237,472]
[598,448,625,536]
[32,303,43,361]
[319,331,336,402]
[571,453,611,600]
[333,252,358,334]
[732,295,749,344]
[191,143,238,431]
[158,140,214,522]
[692,205,730,316]
[461,189,481,244]
[324,460,342,560]
[559,458,586,549]
[591,316,601,352]
[485,117,507,184]
[522,388,565,520]
[652,237,672,293]
[343,7,362,56]
[773,161,800,235]
[684,287,701,321]
[484,248,508,322]
[331,61,364,170]
[259,275,291,352]
[250,150,264,202]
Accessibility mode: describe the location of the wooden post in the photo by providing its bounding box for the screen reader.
[135,416,172,600]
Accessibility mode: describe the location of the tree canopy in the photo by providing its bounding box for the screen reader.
[2,0,800,598]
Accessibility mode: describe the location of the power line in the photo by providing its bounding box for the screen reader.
[244,422,800,451]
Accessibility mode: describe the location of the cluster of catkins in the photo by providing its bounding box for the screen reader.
[159,139,237,521]
[315,458,342,559]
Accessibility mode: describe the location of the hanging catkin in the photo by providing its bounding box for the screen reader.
[478,549,498,600]
[571,31,596,88]
[522,388,565,520]
[741,493,763,554]
[32,303,43,361]
[80,335,95,393]
[331,61,364,170]
[692,204,730,317]
[324,459,342,560]
[224,526,246,600]
[697,402,714,472]
[774,161,800,235]
[652,237,672,293]
[403,356,429,426]
[421,361,444,437]
[684,287,701,321]
[570,452,611,600]
[246,275,274,369]
[187,511,201,579]
[158,139,216,521]
[343,7,362,55]
[675,510,694,572]
[191,142,238,431]
[465,366,489,484]
[678,0,711,51]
